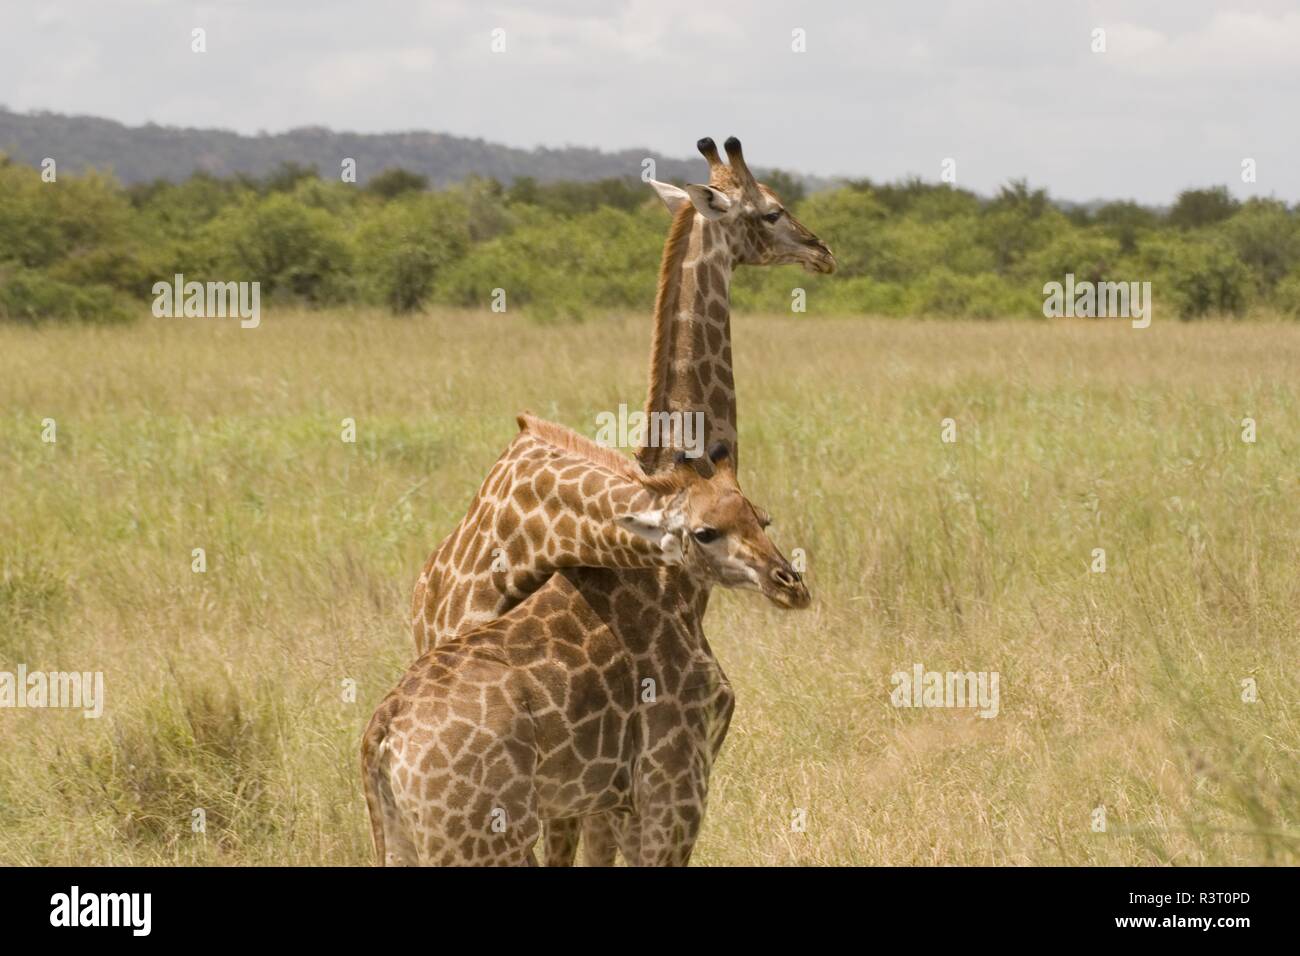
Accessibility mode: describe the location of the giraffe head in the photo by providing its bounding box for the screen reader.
[649,136,836,275]
[617,443,811,610]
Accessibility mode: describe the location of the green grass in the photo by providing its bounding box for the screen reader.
[0,308,1296,865]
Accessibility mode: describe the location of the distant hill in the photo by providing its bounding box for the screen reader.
[0,108,829,190]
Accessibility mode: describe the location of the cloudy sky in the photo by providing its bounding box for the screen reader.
[3,0,1298,202]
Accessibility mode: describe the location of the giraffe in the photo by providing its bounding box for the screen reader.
[364,422,808,865]
[412,411,808,650]
[408,137,835,864]
[410,412,718,649]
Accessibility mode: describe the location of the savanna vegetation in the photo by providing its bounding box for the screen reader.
[3,154,1300,325]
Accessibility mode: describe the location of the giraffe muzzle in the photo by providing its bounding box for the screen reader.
[803,241,837,275]
[767,563,811,609]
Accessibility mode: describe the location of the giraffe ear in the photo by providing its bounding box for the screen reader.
[615,509,667,538]
[648,180,691,214]
[684,184,731,221]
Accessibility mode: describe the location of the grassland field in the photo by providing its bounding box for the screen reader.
[0,309,1296,865]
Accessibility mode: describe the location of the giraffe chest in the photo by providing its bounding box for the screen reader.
[526,641,640,819]
[638,655,736,770]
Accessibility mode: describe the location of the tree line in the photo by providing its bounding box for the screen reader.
[2,155,1297,324]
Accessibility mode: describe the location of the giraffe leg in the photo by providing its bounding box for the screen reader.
[542,818,581,866]
[620,771,706,867]
[580,813,621,867]
[623,806,699,867]
[613,811,643,865]
[496,804,543,866]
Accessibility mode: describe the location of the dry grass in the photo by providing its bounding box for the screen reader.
[0,308,1296,865]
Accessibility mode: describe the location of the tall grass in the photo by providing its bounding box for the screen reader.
[0,309,1295,864]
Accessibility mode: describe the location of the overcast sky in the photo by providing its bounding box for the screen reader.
[3,0,1298,203]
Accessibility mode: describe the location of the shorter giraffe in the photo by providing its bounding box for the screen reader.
[412,413,803,651]
[363,428,807,866]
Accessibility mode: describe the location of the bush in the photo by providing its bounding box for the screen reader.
[820,276,910,315]
[1168,186,1239,229]
[1222,199,1300,293]
[202,193,354,304]
[433,206,662,316]
[0,267,135,323]
[1157,238,1252,318]
[1020,231,1124,288]
[0,163,134,269]
[355,194,470,313]
[975,181,1066,275]
[1273,271,1300,317]
[908,268,1036,319]
[364,168,429,200]
[1093,201,1160,254]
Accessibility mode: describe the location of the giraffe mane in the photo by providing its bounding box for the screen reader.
[515,413,691,496]
[642,202,697,438]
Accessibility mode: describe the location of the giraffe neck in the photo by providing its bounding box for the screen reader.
[513,434,674,572]
[638,208,737,474]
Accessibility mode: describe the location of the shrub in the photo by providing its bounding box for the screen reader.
[1168,186,1239,229]
[355,194,470,313]
[1020,231,1124,288]
[975,181,1066,275]
[65,676,283,852]
[0,164,134,269]
[432,206,661,317]
[364,168,429,200]
[1221,199,1300,292]
[1156,238,1251,318]
[1273,271,1300,317]
[1093,201,1160,254]
[0,266,135,323]
[202,193,354,304]
[908,268,1036,319]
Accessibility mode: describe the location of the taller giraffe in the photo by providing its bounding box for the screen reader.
[569,136,837,865]
[409,137,835,864]
[638,136,835,475]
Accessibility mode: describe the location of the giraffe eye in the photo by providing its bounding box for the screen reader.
[693,528,720,544]
[762,210,782,224]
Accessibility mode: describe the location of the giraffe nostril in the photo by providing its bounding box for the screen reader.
[771,565,798,589]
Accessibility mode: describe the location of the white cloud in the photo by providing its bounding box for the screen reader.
[1106,11,1300,73]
